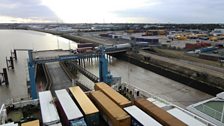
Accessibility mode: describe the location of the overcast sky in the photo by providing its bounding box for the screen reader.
[0,0,223,23]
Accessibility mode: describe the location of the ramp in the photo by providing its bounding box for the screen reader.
[46,62,72,94]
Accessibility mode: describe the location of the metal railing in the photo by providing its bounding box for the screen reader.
[200,103,224,122]
[65,61,99,83]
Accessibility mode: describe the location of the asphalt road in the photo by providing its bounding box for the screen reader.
[46,62,72,95]
[140,51,224,79]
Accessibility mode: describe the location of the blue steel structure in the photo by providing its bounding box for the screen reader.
[27,50,37,99]
[99,46,113,84]
[27,47,113,99]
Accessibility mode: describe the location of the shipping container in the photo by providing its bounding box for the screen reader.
[55,89,87,126]
[99,33,110,37]
[114,43,131,50]
[39,91,60,126]
[216,43,224,48]
[200,46,217,53]
[143,30,167,36]
[133,37,159,45]
[124,105,162,126]
[21,120,39,126]
[89,91,131,126]
[77,43,94,48]
[69,86,99,126]
[185,42,211,50]
[134,98,187,126]
[77,47,93,53]
[94,82,132,108]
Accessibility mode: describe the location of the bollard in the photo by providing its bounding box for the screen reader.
[10,57,14,69]
[6,56,14,70]
[14,49,17,60]
[3,68,9,86]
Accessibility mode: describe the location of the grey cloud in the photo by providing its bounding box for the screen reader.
[0,0,59,22]
[1,0,224,23]
[115,0,224,23]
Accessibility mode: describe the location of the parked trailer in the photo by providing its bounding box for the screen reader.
[94,82,132,108]
[69,86,99,126]
[134,98,187,126]
[55,89,87,126]
[124,105,162,126]
[89,91,131,126]
[21,120,39,126]
[39,91,60,126]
